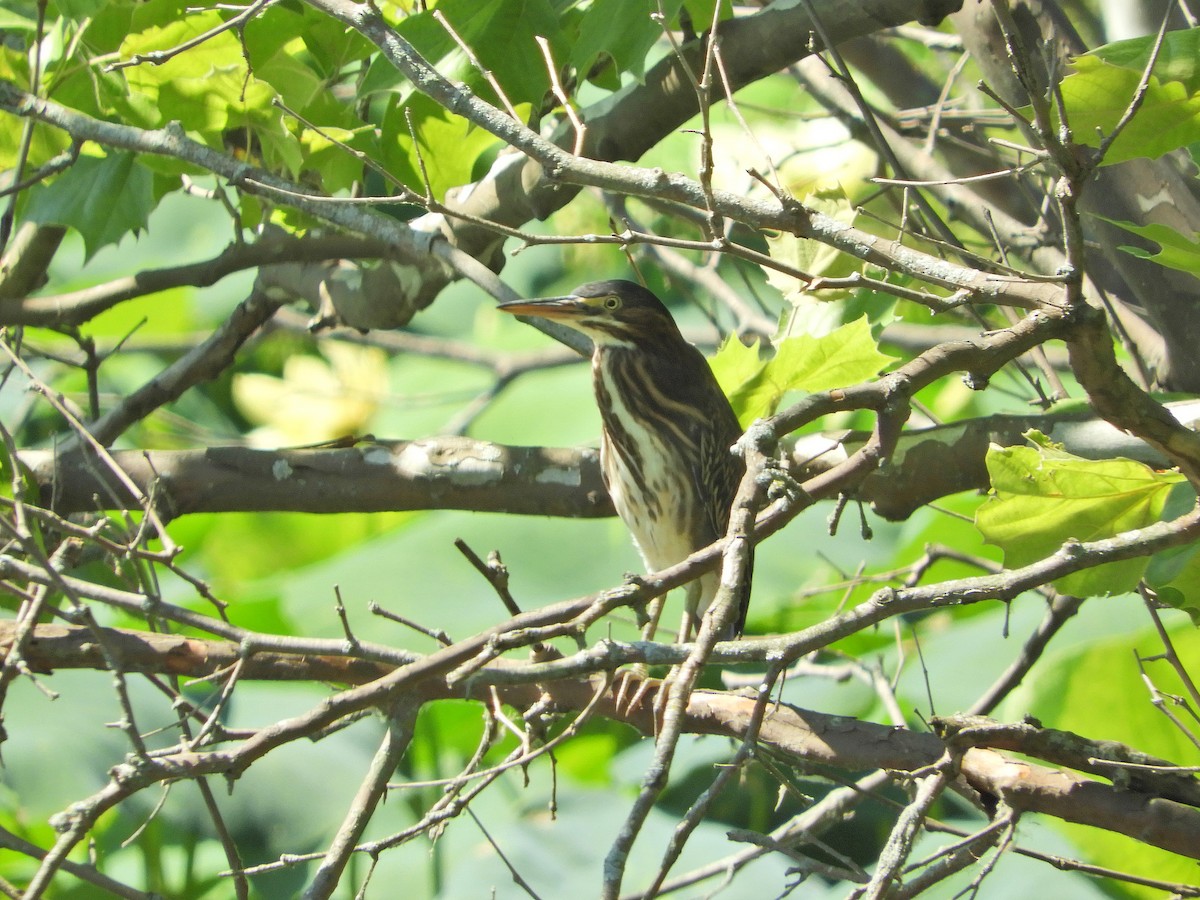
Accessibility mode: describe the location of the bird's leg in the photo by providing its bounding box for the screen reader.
[641,594,667,643]
[614,586,671,718]
[678,580,703,643]
[652,580,705,721]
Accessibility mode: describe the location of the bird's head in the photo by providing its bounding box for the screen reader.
[498,280,683,349]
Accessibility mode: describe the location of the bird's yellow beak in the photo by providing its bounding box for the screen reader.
[496,296,586,319]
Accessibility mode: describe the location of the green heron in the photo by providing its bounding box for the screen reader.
[499,279,749,640]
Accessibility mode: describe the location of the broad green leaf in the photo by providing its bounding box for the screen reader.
[126,0,189,34]
[0,9,36,29]
[300,123,379,195]
[380,93,505,199]
[976,434,1184,597]
[710,317,894,426]
[764,232,855,303]
[83,1,142,56]
[245,48,374,190]
[360,13,460,99]
[0,46,69,171]
[0,114,69,173]
[410,701,498,771]
[0,41,29,83]
[1146,549,1200,623]
[251,48,327,114]
[1144,480,1200,621]
[285,9,374,76]
[120,9,286,161]
[571,0,683,83]
[364,0,563,110]
[169,509,414,592]
[1004,624,1200,892]
[770,317,894,392]
[1092,215,1200,275]
[764,191,859,302]
[1088,26,1200,91]
[1058,28,1200,165]
[709,333,766,399]
[438,0,564,106]
[554,732,622,787]
[22,152,156,259]
[681,0,734,29]
[52,0,111,20]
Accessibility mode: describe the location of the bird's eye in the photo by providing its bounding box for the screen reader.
[603,295,621,310]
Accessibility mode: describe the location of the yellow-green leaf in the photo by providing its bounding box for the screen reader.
[709,317,894,427]
[1057,28,1200,165]
[976,435,1185,597]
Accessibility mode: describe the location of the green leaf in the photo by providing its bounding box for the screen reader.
[709,333,766,399]
[380,93,505,199]
[553,732,620,786]
[710,317,894,426]
[365,0,563,109]
[976,434,1185,597]
[1058,28,1200,165]
[769,317,895,392]
[1144,482,1200,622]
[1091,215,1200,275]
[0,9,37,29]
[1147,561,1200,624]
[571,0,683,83]
[299,123,378,195]
[1004,624,1200,888]
[0,45,73,168]
[52,0,112,19]
[120,9,285,156]
[681,0,734,28]
[1088,26,1200,91]
[70,0,137,55]
[22,152,156,259]
[251,47,326,113]
[763,190,859,302]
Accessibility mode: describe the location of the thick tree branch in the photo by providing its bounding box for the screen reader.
[20,438,613,519]
[7,620,1199,861]
[0,234,391,328]
[21,403,1198,522]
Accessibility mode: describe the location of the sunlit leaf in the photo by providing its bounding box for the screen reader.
[1088,26,1200,90]
[1058,28,1200,164]
[380,93,507,199]
[710,317,894,426]
[976,433,1185,596]
[764,190,859,303]
[1144,481,1200,622]
[681,0,734,29]
[119,8,291,168]
[0,9,36,29]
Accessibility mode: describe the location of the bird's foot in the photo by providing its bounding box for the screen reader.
[757,454,805,503]
[613,664,656,720]
[651,665,684,727]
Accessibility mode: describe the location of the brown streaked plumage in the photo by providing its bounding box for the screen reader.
[499,279,749,639]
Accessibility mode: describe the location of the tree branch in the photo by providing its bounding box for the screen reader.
[7,619,1199,861]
